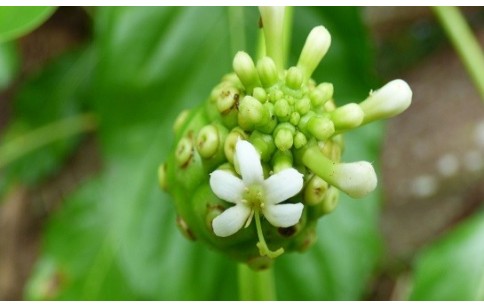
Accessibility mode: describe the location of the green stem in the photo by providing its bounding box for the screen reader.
[432,6,484,101]
[237,263,277,301]
[0,113,97,169]
[228,7,246,55]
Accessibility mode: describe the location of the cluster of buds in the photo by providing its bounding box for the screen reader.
[159,11,412,270]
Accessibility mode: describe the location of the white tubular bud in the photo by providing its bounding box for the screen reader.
[330,103,364,130]
[331,161,377,198]
[359,79,412,124]
[297,26,331,81]
[303,146,377,198]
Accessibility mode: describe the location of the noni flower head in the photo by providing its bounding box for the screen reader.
[159,7,412,270]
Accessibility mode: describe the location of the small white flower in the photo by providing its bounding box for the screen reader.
[210,139,304,237]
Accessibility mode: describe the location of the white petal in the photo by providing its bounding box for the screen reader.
[212,204,251,237]
[263,203,304,228]
[235,140,264,185]
[210,170,244,203]
[264,168,304,205]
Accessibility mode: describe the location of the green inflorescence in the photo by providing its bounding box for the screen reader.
[159,20,412,270]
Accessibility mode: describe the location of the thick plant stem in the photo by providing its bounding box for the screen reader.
[433,7,484,101]
[237,263,277,301]
[0,113,97,169]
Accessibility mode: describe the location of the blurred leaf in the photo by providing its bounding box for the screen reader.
[0,42,19,90]
[0,7,56,43]
[0,48,95,195]
[409,211,484,300]
[28,7,382,300]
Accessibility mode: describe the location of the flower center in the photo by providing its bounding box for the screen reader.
[243,184,265,210]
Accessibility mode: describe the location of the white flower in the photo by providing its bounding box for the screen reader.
[210,139,304,237]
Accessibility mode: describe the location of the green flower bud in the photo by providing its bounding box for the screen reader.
[307,116,335,140]
[233,51,261,93]
[295,97,311,115]
[330,103,364,131]
[274,123,295,151]
[249,131,276,162]
[238,96,265,130]
[274,99,291,120]
[196,125,220,158]
[173,109,190,134]
[293,132,307,149]
[175,137,194,167]
[289,112,300,126]
[304,175,328,205]
[317,187,339,216]
[285,66,303,89]
[310,83,333,108]
[359,79,412,124]
[274,128,294,151]
[224,128,247,163]
[297,26,331,80]
[253,87,267,103]
[216,88,240,114]
[257,57,279,88]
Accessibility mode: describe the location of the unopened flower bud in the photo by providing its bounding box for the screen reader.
[289,111,301,126]
[253,87,267,103]
[307,116,335,141]
[233,51,261,93]
[274,126,294,151]
[216,88,239,114]
[175,137,193,167]
[330,103,364,130]
[359,79,412,124]
[257,57,278,88]
[317,186,339,216]
[311,83,334,109]
[238,96,265,130]
[304,175,328,205]
[274,98,291,120]
[286,66,304,89]
[224,128,247,163]
[295,97,311,115]
[173,109,190,134]
[196,125,220,158]
[293,132,307,149]
[249,131,276,162]
[297,26,331,80]
[303,146,377,198]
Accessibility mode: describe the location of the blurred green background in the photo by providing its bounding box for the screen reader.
[0,7,483,300]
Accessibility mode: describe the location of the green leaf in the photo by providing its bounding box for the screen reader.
[409,211,484,300]
[0,7,56,43]
[0,48,95,195]
[28,7,382,300]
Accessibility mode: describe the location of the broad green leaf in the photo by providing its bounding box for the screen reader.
[28,7,381,300]
[0,7,56,43]
[0,48,95,196]
[409,211,484,300]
